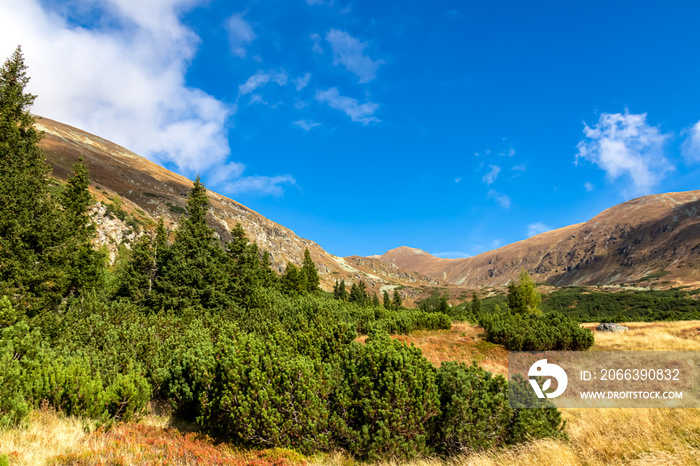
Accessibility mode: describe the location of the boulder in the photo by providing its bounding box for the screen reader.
[596,323,629,332]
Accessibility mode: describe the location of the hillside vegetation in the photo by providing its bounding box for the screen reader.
[0,48,569,463]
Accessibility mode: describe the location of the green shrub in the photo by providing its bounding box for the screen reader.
[479,311,593,351]
[332,331,440,461]
[200,333,333,453]
[432,361,511,452]
[507,375,567,443]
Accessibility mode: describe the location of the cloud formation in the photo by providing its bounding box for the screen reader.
[227,13,256,58]
[293,72,311,91]
[482,165,501,184]
[681,120,700,163]
[0,0,293,196]
[293,120,321,131]
[487,189,511,209]
[584,182,594,191]
[326,29,384,83]
[526,222,551,237]
[315,88,379,125]
[576,112,673,196]
[238,71,288,95]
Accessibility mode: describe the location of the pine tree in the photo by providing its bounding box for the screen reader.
[281,262,304,295]
[507,269,542,315]
[349,282,363,304]
[383,290,391,309]
[337,279,348,301]
[471,292,481,314]
[0,47,101,313]
[371,293,380,307]
[301,248,320,292]
[60,158,105,297]
[392,289,402,310]
[153,177,229,312]
[226,223,276,307]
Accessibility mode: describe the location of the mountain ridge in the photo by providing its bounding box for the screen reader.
[36,115,700,297]
[377,191,700,288]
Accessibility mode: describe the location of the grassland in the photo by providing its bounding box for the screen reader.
[2,321,698,465]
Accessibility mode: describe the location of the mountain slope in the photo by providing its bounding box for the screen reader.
[36,116,438,294]
[379,191,700,288]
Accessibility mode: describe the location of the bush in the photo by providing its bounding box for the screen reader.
[332,331,440,461]
[199,333,334,454]
[479,311,594,351]
[432,361,511,452]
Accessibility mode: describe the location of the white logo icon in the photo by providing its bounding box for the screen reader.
[528,359,568,398]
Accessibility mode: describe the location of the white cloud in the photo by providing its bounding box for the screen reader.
[454,177,461,183]
[482,165,501,184]
[487,189,510,209]
[0,1,293,196]
[527,222,551,237]
[293,72,311,91]
[576,112,673,196]
[226,12,256,58]
[238,70,288,95]
[310,33,323,54]
[325,29,384,83]
[220,175,296,196]
[315,88,379,125]
[584,181,594,191]
[511,163,526,172]
[293,120,321,131]
[681,120,700,163]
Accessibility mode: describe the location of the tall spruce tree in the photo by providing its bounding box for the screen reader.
[301,248,320,292]
[392,289,402,310]
[0,47,100,313]
[60,158,105,297]
[153,177,229,312]
[226,223,276,308]
[383,290,391,309]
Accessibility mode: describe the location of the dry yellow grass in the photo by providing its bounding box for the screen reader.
[582,320,700,352]
[391,322,509,376]
[0,408,88,466]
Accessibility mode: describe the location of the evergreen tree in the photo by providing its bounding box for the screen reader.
[301,248,320,292]
[337,279,348,301]
[0,47,101,312]
[371,293,380,307]
[153,177,229,312]
[392,289,403,310]
[349,282,364,304]
[471,292,481,314]
[114,234,156,306]
[383,290,391,309]
[281,262,304,295]
[507,269,542,316]
[59,158,105,297]
[226,223,276,307]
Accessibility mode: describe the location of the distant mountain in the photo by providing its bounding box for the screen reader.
[36,116,437,296]
[378,191,700,288]
[37,115,700,298]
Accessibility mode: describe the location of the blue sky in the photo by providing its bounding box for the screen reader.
[2,0,700,258]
